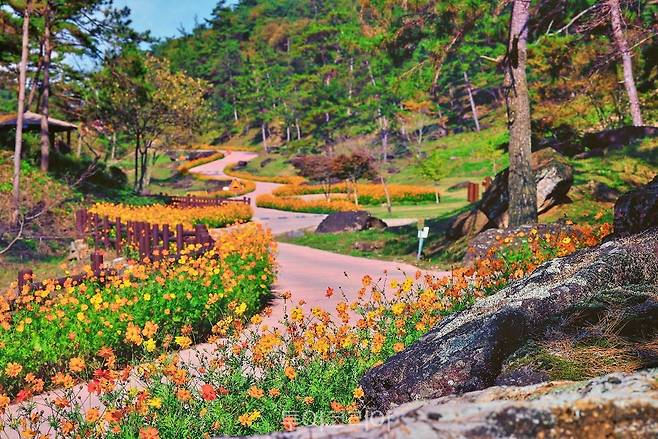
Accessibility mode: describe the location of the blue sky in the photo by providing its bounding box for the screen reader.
[113,0,221,39]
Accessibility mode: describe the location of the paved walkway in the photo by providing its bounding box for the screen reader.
[189,150,446,315]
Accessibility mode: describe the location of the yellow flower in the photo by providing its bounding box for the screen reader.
[175,336,192,349]
[144,338,157,352]
[148,397,162,409]
[391,303,405,315]
[353,386,365,399]
[235,302,247,316]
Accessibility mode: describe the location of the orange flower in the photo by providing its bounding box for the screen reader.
[176,388,192,402]
[5,362,22,377]
[268,388,280,397]
[85,407,101,423]
[284,366,296,380]
[200,384,217,401]
[282,416,297,431]
[247,386,264,399]
[0,394,9,412]
[139,427,160,439]
[69,357,85,373]
[353,386,364,399]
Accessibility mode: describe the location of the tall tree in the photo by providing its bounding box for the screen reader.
[505,0,537,227]
[38,0,52,172]
[608,0,643,126]
[12,0,32,225]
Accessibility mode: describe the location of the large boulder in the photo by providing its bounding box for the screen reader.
[360,228,658,412]
[316,211,387,234]
[614,175,658,237]
[238,369,658,439]
[448,148,573,239]
[582,125,658,150]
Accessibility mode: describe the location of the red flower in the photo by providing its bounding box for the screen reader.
[15,389,32,403]
[200,384,217,401]
[88,380,101,395]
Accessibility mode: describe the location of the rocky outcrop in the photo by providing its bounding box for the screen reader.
[316,211,387,234]
[238,369,658,439]
[589,180,621,202]
[360,229,658,412]
[448,148,573,239]
[614,175,658,237]
[582,125,658,151]
[463,222,579,263]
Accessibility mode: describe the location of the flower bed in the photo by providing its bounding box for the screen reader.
[224,163,305,184]
[256,194,357,214]
[188,178,256,198]
[89,202,252,228]
[1,222,611,437]
[177,152,225,175]
[273,183,439,205]
[0,223,275,398]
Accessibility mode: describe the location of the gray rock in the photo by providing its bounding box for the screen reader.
[316,211,387,234]
[360,229,658,412]
[235,369,658,438]
[448,148,573,239]
[582,125,658,150]
[589,180,621,202]
[614,175,658,237]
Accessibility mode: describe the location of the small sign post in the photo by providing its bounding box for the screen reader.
[417,226,429,260]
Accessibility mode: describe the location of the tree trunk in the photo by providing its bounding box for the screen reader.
[39,2,52,173]
[232,95,239,121]
[26,49,42,111]
[286,125,291,142]
[76,131,82,157]
[380,175,392,214]
[110,132,116,161]
[380,116,389,164]
[133,135,140,192]
[505,0,537,227]
[464,71,481,132]
[608,0,643,126]
[434,185,441,204]
[352,178,359,206]
[12,0,32,225]
[261,121,268,153]
[295,118,301,140]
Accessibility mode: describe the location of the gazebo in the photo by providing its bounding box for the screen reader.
[0,111,78,151]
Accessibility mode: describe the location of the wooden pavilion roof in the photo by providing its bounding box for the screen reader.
[0,111,78,133]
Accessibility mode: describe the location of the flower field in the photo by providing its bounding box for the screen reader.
[177,152,225,175]
[273,183,439,205]
[89,202,252,228]
[256,194,357,214]
[0,223,275,400]
[0,222,611,438]
[188,178,256,198]
[224,163,305,184]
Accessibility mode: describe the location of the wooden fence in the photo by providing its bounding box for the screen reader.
[14,210,215,294]
[143,193,251,207]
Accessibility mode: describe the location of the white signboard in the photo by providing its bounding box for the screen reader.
[417,226,429,239]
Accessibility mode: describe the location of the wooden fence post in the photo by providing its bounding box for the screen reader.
[162,224,170,256]
[102,215,111,247]
[151,224,160,260]
[115,217,122,256]
[91,252,103,278]
[176,224,184,256]
[92,214,100,248]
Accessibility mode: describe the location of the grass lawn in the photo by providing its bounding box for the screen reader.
[243,153,296,177]
[0,254,72,291]
[366,195,467,220]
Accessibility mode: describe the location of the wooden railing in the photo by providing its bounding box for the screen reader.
[143,193,251,207]
[13,210,216,295]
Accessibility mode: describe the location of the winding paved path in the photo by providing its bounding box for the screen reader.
[190,151,447,321]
